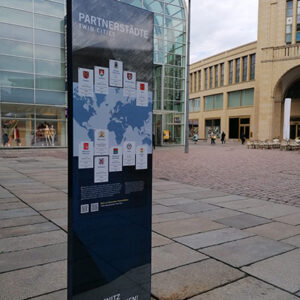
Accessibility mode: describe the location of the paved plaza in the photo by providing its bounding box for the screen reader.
[0,146,300,299]
[154,142,300,207]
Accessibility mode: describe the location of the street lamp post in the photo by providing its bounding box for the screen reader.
[184,0,191,153]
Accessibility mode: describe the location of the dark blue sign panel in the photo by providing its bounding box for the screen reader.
[67,0,153,298]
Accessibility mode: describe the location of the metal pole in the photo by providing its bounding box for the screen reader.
[184,0,191,153]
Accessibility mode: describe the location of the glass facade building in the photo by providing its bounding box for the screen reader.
[0,0,186,148]
[0,0,67,147]
[119,0,187,145]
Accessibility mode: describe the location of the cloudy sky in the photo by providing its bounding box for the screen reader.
[186,0,259,63]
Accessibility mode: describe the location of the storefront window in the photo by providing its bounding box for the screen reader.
[0,104,66,147]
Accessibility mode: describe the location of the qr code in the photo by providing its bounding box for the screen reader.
[90,203,99,212]
[80,204,89,214]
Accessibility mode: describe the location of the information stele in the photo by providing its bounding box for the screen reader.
[67,0,153,299]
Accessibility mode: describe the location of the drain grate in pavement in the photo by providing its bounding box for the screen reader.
[158,177,170,181]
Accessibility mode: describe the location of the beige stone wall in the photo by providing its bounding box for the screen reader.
[190,0,300,141]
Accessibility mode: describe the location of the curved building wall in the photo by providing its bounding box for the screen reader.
[119,0,187,145]
[0,0,67,148]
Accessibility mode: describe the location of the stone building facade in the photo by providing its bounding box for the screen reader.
[189,0,300,141]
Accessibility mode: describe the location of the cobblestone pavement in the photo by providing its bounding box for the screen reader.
[153,142,300,207]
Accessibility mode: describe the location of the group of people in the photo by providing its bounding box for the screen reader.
[193,130,246,145]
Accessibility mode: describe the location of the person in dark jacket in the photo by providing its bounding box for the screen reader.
[221,131,226,144]
[241,132,246,145]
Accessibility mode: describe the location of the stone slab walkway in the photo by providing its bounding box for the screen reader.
[0,150,299,299]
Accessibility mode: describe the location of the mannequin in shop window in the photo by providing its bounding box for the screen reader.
[50,125,56,146]
[44,124,51,146]
[14,126,21,146]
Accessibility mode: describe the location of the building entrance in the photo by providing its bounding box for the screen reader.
[229,117,250,139]
[290,118,300,139]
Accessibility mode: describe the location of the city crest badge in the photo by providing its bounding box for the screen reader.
[113,148,118,154]
[99,131,105,138]
[83,143,89,150]
[99,158,104,165]
[140,147,144,153]
[83,71,89,79]
[127,73,133,80]
[140,83,145,91]
[99,69,105,77]
[127,143,132,150]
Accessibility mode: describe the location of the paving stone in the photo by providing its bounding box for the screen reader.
[152,243,207,274]
[154,197,196,206]
[167,188,207,195]
[177,190,228,200]
[0,243,67,273]
[0,197,20,203]
[30,289,67,300]
[152,192,177,200]
[152,205,179,215]
[281,235,300,247]
[152,212,192,224]
[0,222,58,239]
[243,249,300,293]
[245,222,300,240]
[172,202,218,214]
[0,202,28,210]
[201,236,294,267]
[152,217,225,238]
[194,208,242,221]
[275,213,300,225]
[30,201,67,211]
[0,207,38,220]
[218,199,270,210]
[239,204,300,219]
[151,259,244,300]
[41,209,67,220]
[0,230,67,252]
[19,192,67,203]
[216,214,271,229]
[0,190,15,199]
[190,277,299,300]
[0,215,46,229]
[0,260,67,299]
[175,227,254,249]
[152,232,172,247]
[200,195,248,204]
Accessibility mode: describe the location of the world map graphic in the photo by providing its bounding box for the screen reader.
[73,83,152,156]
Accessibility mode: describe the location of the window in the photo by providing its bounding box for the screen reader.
[229,60,233,84]
[189,98,201,112]
[198,70,201,91]
[220,63,224,86]
[205,68,208,89]
[209,66,213,89]
[242,56,248,81]
[236,58,240,83]
[286,0,293,44]
[250,54,256,80]
[193,72,197,92]
[215,65,219,88]
[228,88,254,108]
[297,0,300,42]
[204,94,223,111]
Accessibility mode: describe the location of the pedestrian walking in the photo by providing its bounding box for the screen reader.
[193,131,198,144]
[221,131,226,144]
[210,132,215,144]
[241,132,246,145]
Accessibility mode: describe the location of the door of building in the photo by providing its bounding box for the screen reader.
[290,121,300,139]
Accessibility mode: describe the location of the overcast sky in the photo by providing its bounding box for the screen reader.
[186,0,259,63]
